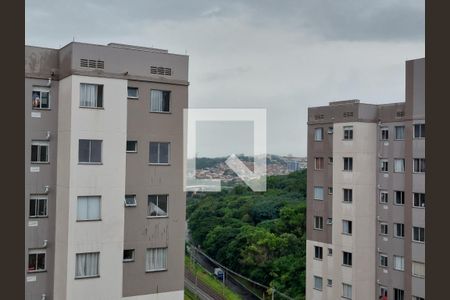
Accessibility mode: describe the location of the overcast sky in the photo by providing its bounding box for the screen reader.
[26,0,424,157]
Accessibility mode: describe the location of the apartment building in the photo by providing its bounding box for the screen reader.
[306,58,425,300]
[25,42,188,300]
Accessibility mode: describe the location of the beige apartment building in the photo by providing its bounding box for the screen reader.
[25,42,188,300]
[306,58,425,300]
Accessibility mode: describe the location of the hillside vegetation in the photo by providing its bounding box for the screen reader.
[187,170,307,299]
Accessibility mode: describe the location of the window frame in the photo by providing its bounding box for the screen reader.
[394,158,405,173]
[412,261,425,278]
[413,123,425,139]
[150,89,171,113]
[380,127,389,141]
[31,141,49,164]
[313,186,324,200]
[313,276,323,291]
[313,216,324,230]
[380,223,389,235]
[380,159,389,173]
[314,157,324,170]
[32,87,51,110]
[343,188,353,203]
[145,247,168,272]
[393,255,405,271]
[394,288,404,300]
[342,251,352,267]
[28,249,46,273]
[314,128,324,141]
[413,193,425,208]
[127,87,139,99]
[124,194,137,207]
[394,126,405,140]
[79,83,104,109]
[394,191,405,206]
[379,190,389,204]
[343,126,353,140]
[379,253,388,267]
[394,223,405,238]
[343,157,353,171]
[75,252,100,279]
[413,158,426,173]
[29,195,48,218]
[78,139,103,164]
[413,226,425,243]
[76,196,101,222]
[126,140,138,153]
[149,142,171,165]
[342,283,352,299]
[342,220,352,235]
[314,246,323,260]
[123,249,135,262]
[147,194,169,218]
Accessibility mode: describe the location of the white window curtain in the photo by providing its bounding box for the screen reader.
[394,256,404,271]
[80,83,97,107]
[146,248,168,271]
[314,187,324,200]
[151,90,163,112]
[314,128,323,141]
[77,196,101,220]
[343,283,352,298]
[394,159,405,172]
[76,252,99,277]
[314,276,322,290]
[412,262,425,277]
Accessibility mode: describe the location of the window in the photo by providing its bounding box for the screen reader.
[413,297,425,300]
[394,288,404,300]
[343,189,353,203]
[412,261,425,278]
[380,159,389,172]
[380,127,389,140]
[127,87,139,99]
[395,126,405,140]
[80,83,103,108]
[394,255,404,271]
[343,126,353,140]
[314,128,324,141]
[126,141,138,153]
[327,279,332,287]
[77,196,101,221]
[413,158,426,173]
[413,226,425,242]
[343,157,353,171]
[31,141,49,163]
[29,195,48,218]
[342,220,352,235]
[342,283,352,299]
[328,248,333,256]
[148,195,168,217]
[328,157,333,164]
[380,191,389,204]
[123,249,135,262]
[149,142,170,164]
[28,249,46,272]
[380,286,388,297]
[314,187,324,200]
[380,223,389,235]
[414,124,425,138]
[394,223,405,238]
[327,127,333,134]
[75,252,99,278]
[379,254,388,267]
[328,187,333,195]
[313,276,323,291]
[78,139,102,163]
[32,87,50,109]
[314,216,323,230]
[394,159,405,173]
[413,193,425,208]
[314,157,324,170]
[146,247,168,272]
[394,191,405,205]
[150,90,170,112]
[314,246,323,260]
[124,195,137,207]
[342,251,352,266]
[327,217,333,225]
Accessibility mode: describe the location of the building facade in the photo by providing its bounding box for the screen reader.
[25,42,188,300]
[306,58,425,300]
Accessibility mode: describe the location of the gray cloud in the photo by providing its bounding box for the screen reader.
[26,0,424,156]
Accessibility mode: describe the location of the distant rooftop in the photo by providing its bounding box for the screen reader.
[107,43,169,54]
[329,99,360,106]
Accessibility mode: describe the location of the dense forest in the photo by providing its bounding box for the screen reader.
[187,170,307,299]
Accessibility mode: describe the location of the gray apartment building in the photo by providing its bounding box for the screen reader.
[306,58,425,300]
[25,42,188,300]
